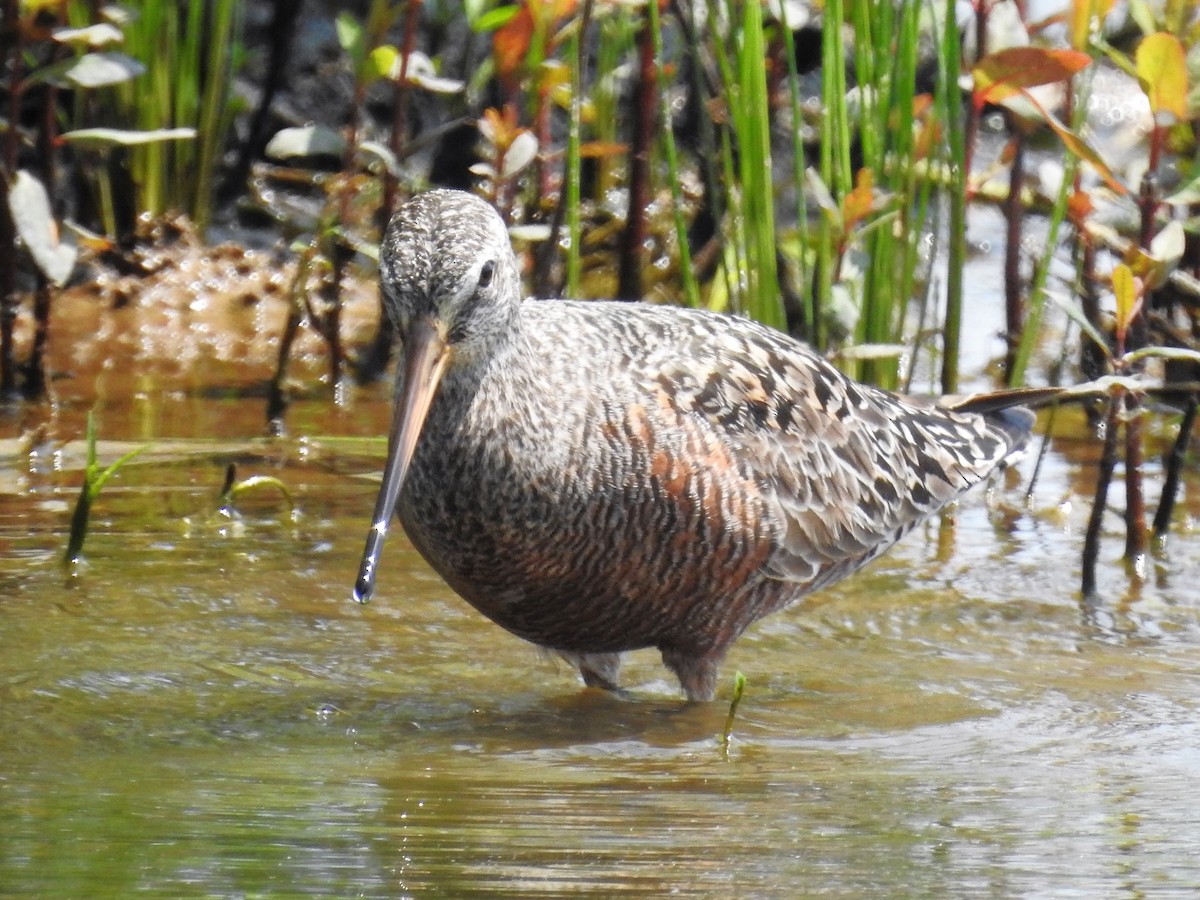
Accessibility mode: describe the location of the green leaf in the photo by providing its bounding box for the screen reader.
[501,130,538,177]
[335,12,364,63]
[471,5,520,32]
[833,343,910,361]
[357,140,400,175]
[463,0,489,26]
[720,671,747,754]
[222,475,295,512]
[1121,346,1200,367]
[1127,0,1158,37]
[1149,220,1185,269]
[366,44,399,81]
[65,411,150,564]
[89,442,151,501]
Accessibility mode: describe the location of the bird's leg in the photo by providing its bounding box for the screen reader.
[562,652,624,693]
[661,647,723,702]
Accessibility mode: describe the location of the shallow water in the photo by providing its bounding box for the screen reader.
[2,381,1199,898]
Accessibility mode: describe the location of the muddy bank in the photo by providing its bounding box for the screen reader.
[11,223,382,407]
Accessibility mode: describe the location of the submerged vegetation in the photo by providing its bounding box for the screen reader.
[1,0,1199,596]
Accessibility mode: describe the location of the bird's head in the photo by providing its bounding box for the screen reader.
[378,189,522,365]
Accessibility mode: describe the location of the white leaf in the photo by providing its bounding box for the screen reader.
[502,131,538,178]
[264,125,346,160]
[833,343,910,361]
[61,127,196,147]
[52,23,124,48]
[49,52,145,88]
[1149,220,1184,269]
[8,171,77,286]
[411,71,465,94]
[508,224,551,242]
[357,140,400,176]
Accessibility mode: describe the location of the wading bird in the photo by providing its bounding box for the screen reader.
[355,190,1039,701]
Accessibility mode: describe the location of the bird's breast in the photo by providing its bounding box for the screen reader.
[394,384,782,653]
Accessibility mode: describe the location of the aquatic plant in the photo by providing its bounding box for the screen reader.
[217,462,294,517]
[720,670,747,757]
[64,411,149,565]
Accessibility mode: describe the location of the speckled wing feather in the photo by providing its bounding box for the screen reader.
[590,304,1023,593]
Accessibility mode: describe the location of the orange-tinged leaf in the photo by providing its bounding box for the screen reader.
[1067,188,1094,222]
[1135,32,1187,122]
[478,105,523,151]
[914,116,941,159]
[1048,114,1126,195]
[911,93,934,118]
[973,47,1092,106]
[494,6,535,80]
[841,169,875,229]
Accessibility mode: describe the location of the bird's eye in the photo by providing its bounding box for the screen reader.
[477,260,496,289]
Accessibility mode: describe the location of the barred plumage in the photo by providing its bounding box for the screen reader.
[354,190,1039,701]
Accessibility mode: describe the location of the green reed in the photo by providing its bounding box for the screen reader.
[706,0,784,328]
[647,0,698,306]
[87,0,243,232]
[844,0,945,388]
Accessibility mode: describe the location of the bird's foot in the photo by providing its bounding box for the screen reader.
[559,651,625,695]
[661,647,723,702]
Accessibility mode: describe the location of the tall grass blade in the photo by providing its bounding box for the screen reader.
[733,0,783,328]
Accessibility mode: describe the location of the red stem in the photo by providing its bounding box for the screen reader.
[383,0,423,224]
[1003,127,1025,381]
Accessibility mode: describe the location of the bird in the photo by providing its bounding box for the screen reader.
[354,189,1044,702]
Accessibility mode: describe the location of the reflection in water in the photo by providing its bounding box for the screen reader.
[2,385,1200,895]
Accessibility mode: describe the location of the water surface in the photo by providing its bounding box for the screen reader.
[3,383,1199,897]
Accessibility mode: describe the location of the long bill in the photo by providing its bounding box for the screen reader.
[353,316,449,604]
